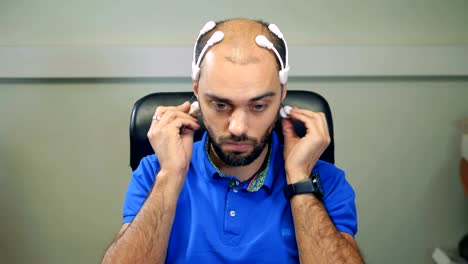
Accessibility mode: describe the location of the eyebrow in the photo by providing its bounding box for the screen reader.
[224,55,261,65]
[204,91,276,103]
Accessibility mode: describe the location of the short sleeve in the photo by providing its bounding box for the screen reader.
[122,155,160,223]
[316,162,358,236]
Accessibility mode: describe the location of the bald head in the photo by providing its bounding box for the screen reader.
[217,19,269,42]
[194,18,285,71]
[215,19,270,65]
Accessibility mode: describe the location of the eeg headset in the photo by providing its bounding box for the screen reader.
[191,20,291,118]
[191,21,224,81]
[188,100,201,117]
[254,24,290,85]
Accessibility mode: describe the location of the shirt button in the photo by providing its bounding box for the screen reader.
[229,210,236,217]
[233,188,238,193]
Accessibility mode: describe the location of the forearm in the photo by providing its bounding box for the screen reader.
[290,194,364,264]
[102,171,181,264]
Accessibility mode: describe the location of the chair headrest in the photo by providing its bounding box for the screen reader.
[130,90,334,170]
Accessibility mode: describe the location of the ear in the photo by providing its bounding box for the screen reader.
[281,84,288,102]
[192,80,199,98]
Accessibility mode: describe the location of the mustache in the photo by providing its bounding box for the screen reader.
[219,134,256,143]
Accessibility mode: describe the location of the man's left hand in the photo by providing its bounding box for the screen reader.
[281,107,331,184]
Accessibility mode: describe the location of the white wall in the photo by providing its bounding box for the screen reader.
[0,1,467,263]
[1,0,468,46]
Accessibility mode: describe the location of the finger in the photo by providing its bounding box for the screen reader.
[288,110,324,135]
[149,106,168,133]
[281,118,299,139]
[148,116,200,141]
[176,101,191,113]
[178,117,201,131]
[290,107,320,119]
[152,101,191,118]
[292,109,329,135]
[294,112,330,144]
[156,111,200,131]
[153,105,165,116]
[289,108,325,133]
[289,108,328,127]
[150,105,197,128]
[162,118,200,135]
[318,112,329,135]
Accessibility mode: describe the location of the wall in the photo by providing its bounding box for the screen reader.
[0,0,467,263]
[1,0,468,46]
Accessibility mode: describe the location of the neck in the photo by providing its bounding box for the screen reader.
[209,144,269,182]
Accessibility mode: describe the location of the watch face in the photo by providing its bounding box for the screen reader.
[311,173,324,199]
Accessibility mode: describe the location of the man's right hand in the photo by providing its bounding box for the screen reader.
[147,101,200,187]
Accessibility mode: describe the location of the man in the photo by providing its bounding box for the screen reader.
[102,18,364,263]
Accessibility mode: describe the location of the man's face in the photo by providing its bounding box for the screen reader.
[195,42,285,166]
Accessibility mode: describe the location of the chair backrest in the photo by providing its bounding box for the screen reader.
[129,90,334,171]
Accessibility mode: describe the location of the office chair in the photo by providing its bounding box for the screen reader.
[129,90,334,171]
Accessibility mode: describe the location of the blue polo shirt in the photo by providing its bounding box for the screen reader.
[123,131,357,263]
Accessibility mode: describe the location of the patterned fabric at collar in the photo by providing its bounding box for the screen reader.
[205,137,272,192]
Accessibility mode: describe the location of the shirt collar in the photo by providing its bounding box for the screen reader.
[199,131,280,192]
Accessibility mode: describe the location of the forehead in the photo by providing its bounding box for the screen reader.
[198,44,280,100]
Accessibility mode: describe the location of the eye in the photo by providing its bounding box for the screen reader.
[252,104,267,112]
[212,102,230,111]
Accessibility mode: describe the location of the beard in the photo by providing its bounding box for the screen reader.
[206,122,275,167]
[198,100,280,167]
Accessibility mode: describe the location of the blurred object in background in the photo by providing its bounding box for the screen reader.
[459,117,468,263]
[432,247,468,264]
[460,117,468,196]
[460,234,468,262]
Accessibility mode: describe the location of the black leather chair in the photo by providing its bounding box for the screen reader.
[129,90,334,171]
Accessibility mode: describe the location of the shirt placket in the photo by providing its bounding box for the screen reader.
[224,179,243,237]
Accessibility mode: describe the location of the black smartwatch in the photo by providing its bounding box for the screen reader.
[283,173,324,201]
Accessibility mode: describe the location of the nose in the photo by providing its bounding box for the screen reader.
[228,109,248,136]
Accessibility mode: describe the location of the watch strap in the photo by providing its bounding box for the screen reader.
[283,173,324,200]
